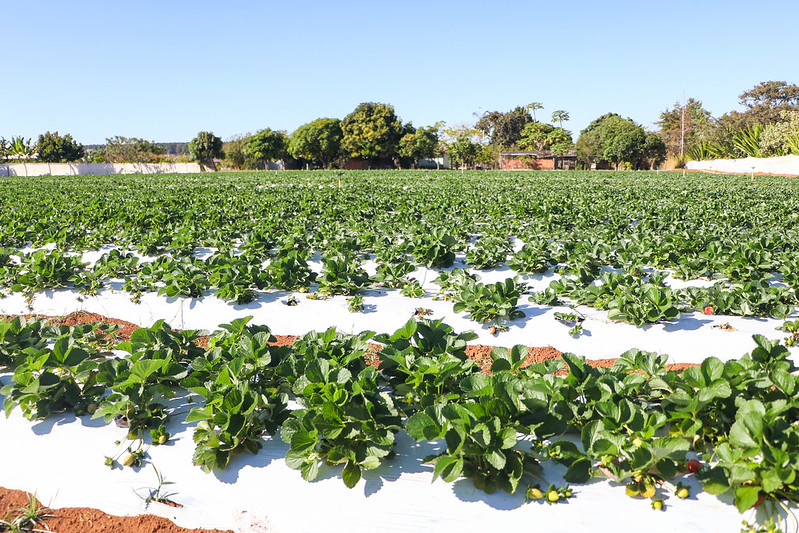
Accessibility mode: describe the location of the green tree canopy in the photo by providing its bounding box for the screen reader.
[399,125,439,167]
[245,128,289,169]
[576,114,654,169]
[643,132,667,169]
[551,110,570,128]
[656,98,713,156]
[288,118,343,168]
[739,80,799,124]
[475,107,532,148]
[188,131,224,171]
[6,136,37,162]
[36,131,84,163]
[91,136,165,163]
[222,134,258,170]
[518,122,574,155]
[341,102,404,164]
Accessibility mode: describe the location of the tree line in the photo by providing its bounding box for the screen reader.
[2,80,797,170]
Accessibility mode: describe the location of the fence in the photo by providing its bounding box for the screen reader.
[0,162,204,177]
[685,155,799,176]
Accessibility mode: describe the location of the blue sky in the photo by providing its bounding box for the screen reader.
[4,0,799,144]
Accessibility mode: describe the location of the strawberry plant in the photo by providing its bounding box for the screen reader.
[452,277,527,325]
[316,253,371,296]
[400,279,426,298]
[466,235,512,270]
[265,250,317,291]
[206,251,268,304]
[10,249,86,293]
[0,316,49,370]
[374,260,416,289]
[412,228,457,269]
[1,334,105,420]
[407,401,543,494]
[156,257,209,299]
[507,238,557,274]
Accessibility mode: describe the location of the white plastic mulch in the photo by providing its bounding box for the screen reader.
[0,256,796,532]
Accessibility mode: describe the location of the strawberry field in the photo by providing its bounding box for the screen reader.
[1,170,799,532]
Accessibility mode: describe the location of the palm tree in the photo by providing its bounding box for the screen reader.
[551,110,570,129]
[8,136,36,162]
[526,102,543,123]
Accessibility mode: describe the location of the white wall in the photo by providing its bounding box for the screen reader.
[0,162,204,177]
[686,154,799,176]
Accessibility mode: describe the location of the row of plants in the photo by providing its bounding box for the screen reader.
[1,172,798,327]
[1,315,798,530]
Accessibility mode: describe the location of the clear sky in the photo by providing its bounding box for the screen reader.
[4,0,798,145]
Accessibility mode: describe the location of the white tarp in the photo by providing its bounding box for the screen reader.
[686,154,799,176]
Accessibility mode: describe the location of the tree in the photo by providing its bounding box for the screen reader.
[518,122,554,151]
[526,102,543,122]
[576,113,649,170]
[656,98,713,157]
[518,122,574,155]
[399,125,439,168]
[739,81,799,124]
[551,110,569,129]
[760,110,799,156]
[475,106,532,148]
[448,135,479,169]
[188,131,224,171]
[221,134,257,170]
[341,102,404,165]
[643,132,667,169]
[95,136,165,163]
[6,136,37,162]
[244,128,289,169]
[36,131,84,163]
[288,118,343,169]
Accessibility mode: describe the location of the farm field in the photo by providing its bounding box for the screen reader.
[1,170,799,532]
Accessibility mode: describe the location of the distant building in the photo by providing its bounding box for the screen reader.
[499,150,577,170]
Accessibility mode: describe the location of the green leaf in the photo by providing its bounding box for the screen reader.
[734,485,761,513]
[564,457,592,483]
[406,412,442,441]
[433,454,463,483]
[342,461,362,488]
[301,459,320,482]
[486,448,506,470]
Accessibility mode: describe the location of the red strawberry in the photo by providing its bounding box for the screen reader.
[687,459,701,473]
[703,306,714,315]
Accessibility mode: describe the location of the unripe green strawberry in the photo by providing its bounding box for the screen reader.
[676,487,690,499]
[651,499,664,510]
[547,490,560,503]
[158,435,168,445]
[122,453,136,467]
[527,487,544,500]
[625,483,640,497]
[641,484,656,499]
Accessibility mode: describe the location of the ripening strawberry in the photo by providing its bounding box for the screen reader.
[527,487,544,500]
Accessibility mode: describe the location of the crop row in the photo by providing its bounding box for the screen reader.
[1,315,797,528]
[1,171,798,327]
